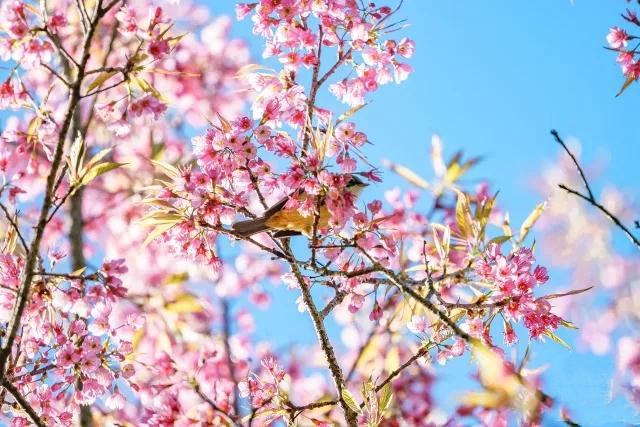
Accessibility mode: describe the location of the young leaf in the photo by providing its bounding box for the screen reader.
[83,147,113,171]
[217,113,232,133]
[235,63,275,77]
[26,116,41,145]
[519,201,547,243]
[138,211,183,226]
[384,160,430,189]
[80,162,126,186]
[560,319,579,330]
[544,330,571,349]
[543,286,593,300]
[432,223,450,263]
[165,294,203,314]
[336,103,368,125]
[455,189,473,239]
[502,213,513,239]
[150,159,180,180]
[68,133,86,181]
[616,74,636,97]
[341,389,362,414]
[431,134,446,177]
[142,222,178,247]
[379,382,393,413]
[86,71,118,93]
[487,235,511,246]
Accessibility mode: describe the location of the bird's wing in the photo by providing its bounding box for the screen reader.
[262,191,296,218]
[272,229,302,238]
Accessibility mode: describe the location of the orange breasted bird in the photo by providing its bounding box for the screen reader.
[231,174,368,238]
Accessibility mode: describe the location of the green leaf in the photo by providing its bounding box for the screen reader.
[68,133,86,182]
[560,319,579,330]
[544,286,593,300]
[80,162,126,186]
[544,330,571,349]
[142,222,177,247]
[379,382,393,413]
[487,235,511,246]
[341,388,362,414]
[455,189,473,239]
[86,71,117,93]
[151,159,180,179]
[519,201,547,243]
[165,294,203,314]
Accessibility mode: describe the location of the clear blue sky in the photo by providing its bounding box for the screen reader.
[206,1,640,425]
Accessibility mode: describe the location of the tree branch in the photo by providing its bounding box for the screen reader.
[282,240,358,426]
[2,379,46,427]
[0,0,113,389]
[222,299,240,416]
[552,129,640,250]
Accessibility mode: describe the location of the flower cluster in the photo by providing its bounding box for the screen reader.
[474,245,559,341]
[606,6,640,94]
[0,1,54,68]
[2,256,137,426]
[237,1,414,107]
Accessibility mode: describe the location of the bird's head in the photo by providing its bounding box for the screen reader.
[346,174,369,196]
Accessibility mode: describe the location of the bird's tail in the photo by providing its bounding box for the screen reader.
[231,217,269,237]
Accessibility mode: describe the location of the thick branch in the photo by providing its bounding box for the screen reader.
[0,0,112,389]
[2,380,46,427]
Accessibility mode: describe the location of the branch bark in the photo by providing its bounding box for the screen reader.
[0,1,118,423]
[222,299,240,416]
[282,240,358,426]
[2,380,46,427]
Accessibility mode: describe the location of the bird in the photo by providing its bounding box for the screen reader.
[231,174,368,238]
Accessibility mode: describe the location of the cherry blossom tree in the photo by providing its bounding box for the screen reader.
[0,0,637,426]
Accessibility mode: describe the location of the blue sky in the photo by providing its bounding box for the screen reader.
[206,1,640,424]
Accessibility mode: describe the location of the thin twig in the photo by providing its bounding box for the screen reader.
[552,129,640,250]
[222,299,240,416]
[0,202,28,253]
[193,381,240,426]
[559,184,640,249]
[550,130,594,200]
